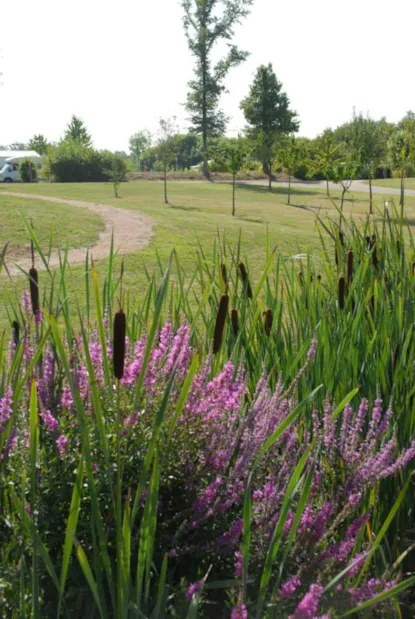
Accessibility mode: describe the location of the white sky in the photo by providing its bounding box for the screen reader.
[1,0,414,151]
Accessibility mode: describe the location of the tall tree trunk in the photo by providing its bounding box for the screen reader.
[164,161,168,204]
[202,54,209,179]
[288,172,291,204]
[341,187,346,212]
[400,169,405,209]
[232,174,236,216]
[369,176,373,215]
[326,178,330,197]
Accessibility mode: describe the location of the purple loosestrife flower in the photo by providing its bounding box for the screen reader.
[231,604,248,619]
[35,309,43,325]
[164,323,190,378]
[40,410,59,433]
[21,291,31,314]
[38,344,54,408]
[349,578,397,604]
[60,384,74,411]
[89,339,104,385]
[0,387,13,431]
[291,583,324,618]
[278,575,302,598]
[56,435,69,456]
[122,336,147,386]
[234,551,243,578]
[186,580,203,601]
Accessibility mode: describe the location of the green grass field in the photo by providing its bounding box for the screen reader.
[0,195,104,252]
[1,179,415,329]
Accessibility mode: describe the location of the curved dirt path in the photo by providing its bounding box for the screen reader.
[1,191,153,275]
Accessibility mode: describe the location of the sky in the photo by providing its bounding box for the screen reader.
[0,0,414,151]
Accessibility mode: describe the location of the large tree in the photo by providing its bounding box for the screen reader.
[28,134,49,155]
[64,115,92,147]
[387,114,415,209]
[240,64,299,190]
[182,0,253,178]
[129,130,152,170]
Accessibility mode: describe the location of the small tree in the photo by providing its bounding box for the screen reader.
[330,156,359,212]
[28,134,49,155]
[158,117,178,205]
[19,159,37,183]
[241,64,299,190]
[109,156,126,198]
[129,130,152,170]
[387,117,415,209]
[64,115,92,147]
[276,136,304,204]
[216,137,246,216]
[308,130,340,196]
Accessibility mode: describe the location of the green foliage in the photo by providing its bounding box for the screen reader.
[182,0,253,174]
[45,141,126,183]
[28,134,49,155]
[64,115,92,147]
[241,64,299,185]
[19,158,37,183]
[129,130,152,170]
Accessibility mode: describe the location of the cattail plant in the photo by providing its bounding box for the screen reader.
[338,276,346,310]
[263,309,273,337]
[231,309,239,336]
[347,249,353,286]
[221,263,227,286]
[213,294,229,354]
[371,234,379,270]
[113,310,126,380]
[239,262,253,299]
[29,268,39,316]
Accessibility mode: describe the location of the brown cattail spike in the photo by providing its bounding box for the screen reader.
[213,294,229,354]
[29,268,39,315]
[239,263,253,299]
[264,309,273,337]
[335,248,338,267]
[339,231,345,247]
[299,271,304,285]
[338,276,346,310]
[221,264,227,286]
[12,320,19,347]
[231,309,239,336]
[317,274,322,282]
[412,262,415,277]
[347,250,353,286]
[113,310,126,380]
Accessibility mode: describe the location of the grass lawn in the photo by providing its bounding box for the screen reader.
[0,195,104,253]
[1,180,414,329]
[369,177,415,191]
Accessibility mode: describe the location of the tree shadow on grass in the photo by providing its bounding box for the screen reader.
[233,182,322,198]
[168,203,202,212]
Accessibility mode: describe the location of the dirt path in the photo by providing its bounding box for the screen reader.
[1,191,153,275]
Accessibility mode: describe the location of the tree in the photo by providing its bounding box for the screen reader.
[64,115,92,147]
[182,0,253,178]
[345,112,385,214]
[129,130,152,170]
[19,159,37,183]
[28,134,49,155]
[330,155,359,213]
[308,130,340,197]
[215,137,246,215]
[387,119,415,209]
[158,117,178,204]
[8,142,28,151]
[276,136,304,204]
[109,156,126,198]
[241,64,299,190]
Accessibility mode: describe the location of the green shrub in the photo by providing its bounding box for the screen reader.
[19,159,37,182]
[47,140,127,182]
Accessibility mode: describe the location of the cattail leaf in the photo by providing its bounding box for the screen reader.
[231,309,239,336]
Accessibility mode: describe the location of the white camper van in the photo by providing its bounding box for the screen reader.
[0,151,42,182]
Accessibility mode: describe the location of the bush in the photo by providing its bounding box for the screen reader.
[47,140,127,183]
[19,159,37,183]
